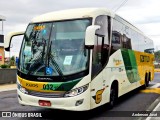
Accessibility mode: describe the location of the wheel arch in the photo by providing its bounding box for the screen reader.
[111,80,119,97]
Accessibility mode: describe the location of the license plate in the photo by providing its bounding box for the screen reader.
[38,100,51,106]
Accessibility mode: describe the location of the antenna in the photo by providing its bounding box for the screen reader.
[114,0,129,12]
[149,35,160,37]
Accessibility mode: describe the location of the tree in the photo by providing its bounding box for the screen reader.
[9,56,16,66]
[154,50,160,63]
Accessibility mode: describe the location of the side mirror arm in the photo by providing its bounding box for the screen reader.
[5,31,24,51]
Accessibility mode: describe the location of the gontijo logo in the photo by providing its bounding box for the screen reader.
[140,55,150,62]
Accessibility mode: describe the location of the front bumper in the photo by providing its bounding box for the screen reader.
[17,87,90,111]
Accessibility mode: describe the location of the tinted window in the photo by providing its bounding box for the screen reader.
[92,15,110,78]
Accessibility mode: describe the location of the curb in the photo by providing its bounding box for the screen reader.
[0,84,17,92]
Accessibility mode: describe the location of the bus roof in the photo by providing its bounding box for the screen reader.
[31,7,152,42]
[31,8,114,23]
[114,15,152,41]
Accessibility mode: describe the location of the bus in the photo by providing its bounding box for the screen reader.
[5,8,154,111]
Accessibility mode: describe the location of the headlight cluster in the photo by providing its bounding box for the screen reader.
[17,82,28,94]
[64,84,89,97]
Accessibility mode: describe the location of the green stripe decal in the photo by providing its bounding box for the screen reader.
[56,79,81,91]
[41,78,82,91]
[121,49,140,83]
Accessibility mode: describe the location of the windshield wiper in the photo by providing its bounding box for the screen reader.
[50,54,63,76]
[27,39,46,75]
[27,53,43,75]
[47,41,63,76]
[27,38,63,77]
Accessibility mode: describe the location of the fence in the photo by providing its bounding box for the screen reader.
[0,68,17,84]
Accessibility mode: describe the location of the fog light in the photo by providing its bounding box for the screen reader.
[75,99,84,106]
[17,82,28,94]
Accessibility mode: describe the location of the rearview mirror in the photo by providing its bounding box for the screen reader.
[85,25,100,49]
[5,31,24,51]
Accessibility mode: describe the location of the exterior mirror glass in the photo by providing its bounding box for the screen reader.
[85,25,100,49]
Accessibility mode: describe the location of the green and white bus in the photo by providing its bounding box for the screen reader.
[5,8,154,111]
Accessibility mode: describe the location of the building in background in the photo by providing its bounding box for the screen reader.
[0,15,6,65]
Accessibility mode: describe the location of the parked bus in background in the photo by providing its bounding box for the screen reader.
[5,8,154,111]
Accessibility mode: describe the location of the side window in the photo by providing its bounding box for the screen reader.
[92,37,103,78]
[95,16,108,38]
[92,15,110,78]
[144,48,154,54]
[112,31,121,44]
[122,34,132,49]
[111,19,132,55]
[111,31,122,54]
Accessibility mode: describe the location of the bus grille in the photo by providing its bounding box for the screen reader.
[26,90,65,98]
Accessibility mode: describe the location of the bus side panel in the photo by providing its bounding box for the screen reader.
[134,51,154,86]
[90,71,106,109]
[90,49,154,110]
[121,49,154,89]
[90,50,132,109]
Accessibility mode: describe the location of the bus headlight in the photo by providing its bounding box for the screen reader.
[64,84,89,97]
[17,82,28,94]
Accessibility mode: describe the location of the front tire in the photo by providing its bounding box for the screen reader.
[109,88,117,109]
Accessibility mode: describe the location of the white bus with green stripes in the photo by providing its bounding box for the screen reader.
[5,8,154,111]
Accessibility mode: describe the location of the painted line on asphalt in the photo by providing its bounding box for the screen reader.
[149,83,160,88]
[137,96,160,120]
[146,96,160,111]
[146,102,160,120]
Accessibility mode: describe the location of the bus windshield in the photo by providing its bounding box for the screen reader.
[19,19,91,76]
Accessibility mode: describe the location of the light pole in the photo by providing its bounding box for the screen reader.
[9,43,13,62]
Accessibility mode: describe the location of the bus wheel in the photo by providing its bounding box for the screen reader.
[144,73,149,89]
[109,88,117,109]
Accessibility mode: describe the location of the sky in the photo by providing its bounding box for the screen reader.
[0,0,160,57]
